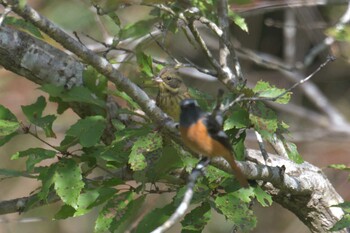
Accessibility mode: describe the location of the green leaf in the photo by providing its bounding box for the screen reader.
[112,90,140,110]
[40,84,106,108]
[326,26,350,42]
[181,202,211,232]
[329,164,350,172]
[135,203,175,233]
[0,120,19,137]
[75,187,116,216]
[0,105,19,146]
[215,193,256,232]
[253,81,291,104]
[146,145,183,182]
[21,96,57,137]
[228,10,248,32]
[37,164,57,200]
[66,116,106,147]
[249,102,278,139]
[119,18,159,40]
[283,141,303,164]
[54,204,76,220]
[332,202,350,213]
[136,52,153,77]
[3,16,43,38]
[54,159,84,208]
[330,214,350,231]
[224,108,250,130]
[129,132,162,171]
[94,191,136,233]
[254,186,273,207]
[11,148,56,171]
[111,195,146,232]
[83,66,108,99]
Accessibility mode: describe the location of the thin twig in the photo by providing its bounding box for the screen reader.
[254,131,269,162]
[225,55,335,111]
[151,158,210,233]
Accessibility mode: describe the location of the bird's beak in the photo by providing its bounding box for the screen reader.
[153,76,163,83]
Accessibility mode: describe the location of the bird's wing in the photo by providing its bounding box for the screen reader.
[204,112,232,151]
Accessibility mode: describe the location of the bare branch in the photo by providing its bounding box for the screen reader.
[151,158,210,233]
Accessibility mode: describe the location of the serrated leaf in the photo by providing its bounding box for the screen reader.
[224,108,250,130]
[136,52,153,77]
[254,186,272,207]
[135,203,175,233]
[54,159,84,208]
[253,81,291,104]
[11,148,56,171]
[284,141,303,164]
[129,132,162,171]
[215,193,256,232]
[66,116,106,147]
[249,102,278,139]
[181,202,211,232]
[21,96,57,137]
[330,214,350,231]
[22,96,46,121]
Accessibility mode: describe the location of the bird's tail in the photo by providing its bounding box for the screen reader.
[225,154,249,188]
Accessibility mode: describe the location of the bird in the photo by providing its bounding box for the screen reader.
[179,99,249,188]
[155,68,191,121]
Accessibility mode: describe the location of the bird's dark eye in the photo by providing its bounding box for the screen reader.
[166,76,172,81]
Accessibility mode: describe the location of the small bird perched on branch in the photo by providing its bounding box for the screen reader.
[155,68,191,121]
[179,99,249,188]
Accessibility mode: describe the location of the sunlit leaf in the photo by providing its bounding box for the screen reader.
[129,132,162,171]
[283,141,303,164]
[215,193,256,232]
[54,159,84,208]
[253,81,291,104]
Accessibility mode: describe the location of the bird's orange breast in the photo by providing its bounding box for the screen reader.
[179,119,231,158]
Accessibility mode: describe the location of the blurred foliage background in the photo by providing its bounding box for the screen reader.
[1,0,350,232]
